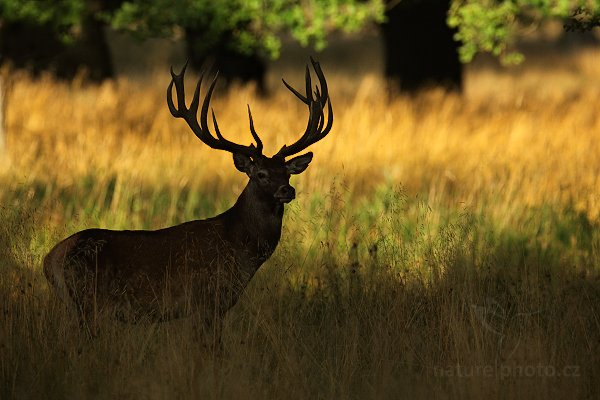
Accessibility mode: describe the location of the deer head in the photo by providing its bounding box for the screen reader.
[167,57,333,205]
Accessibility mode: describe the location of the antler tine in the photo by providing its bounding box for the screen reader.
[275,58,333,158]
[305,65,314,103]
[281,57,322,107]
[167,62,206,137]
[247,105,264,152]
[302,99,333,146]
[322,98,333,134]
[211,109,226,140]
[167,64,262,159]
[282,78,308,104]
[309,57,330,108]
[276,101,325,158]
[312,89,333,138]
[189,72,203,117]
[313,98,333,142]
[200,73,227,143]
[167,62,188,117]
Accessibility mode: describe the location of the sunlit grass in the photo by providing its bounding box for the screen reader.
[1,46,599,399]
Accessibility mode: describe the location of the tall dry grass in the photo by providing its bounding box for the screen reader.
[1,46,599,399]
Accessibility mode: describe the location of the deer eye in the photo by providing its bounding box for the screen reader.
[256,171,269,180]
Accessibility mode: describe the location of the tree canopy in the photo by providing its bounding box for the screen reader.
[0,0,86,42]
[1,0,599,64]
[449,0,600,65]
[105,0,386,58]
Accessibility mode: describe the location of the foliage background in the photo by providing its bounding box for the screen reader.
[2,0,600,62]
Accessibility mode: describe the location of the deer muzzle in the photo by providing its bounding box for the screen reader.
[274,185,295,203]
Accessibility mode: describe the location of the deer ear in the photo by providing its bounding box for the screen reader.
[233,153,253,174]
[286,152,313,175]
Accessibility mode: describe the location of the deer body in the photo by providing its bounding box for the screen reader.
[44,58,332,336]
[45,182,283,323]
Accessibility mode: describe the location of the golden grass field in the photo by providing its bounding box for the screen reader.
[1,42,599,399]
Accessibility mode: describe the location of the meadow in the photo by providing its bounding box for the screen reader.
[1,44,599,399]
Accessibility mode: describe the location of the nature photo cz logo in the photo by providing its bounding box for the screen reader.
[434,297,581,379]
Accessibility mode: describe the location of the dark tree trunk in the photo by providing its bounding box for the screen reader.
[0,72,6,158]
[0,5,112,81]
[380,0,462,93]
[185,28,266,94]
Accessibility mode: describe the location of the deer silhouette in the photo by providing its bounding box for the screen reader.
[43,58,333,338]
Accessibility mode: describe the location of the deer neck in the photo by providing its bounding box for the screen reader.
[228,180,284,252]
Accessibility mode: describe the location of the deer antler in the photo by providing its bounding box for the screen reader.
[167,62,263,159]
[276,57,333,158]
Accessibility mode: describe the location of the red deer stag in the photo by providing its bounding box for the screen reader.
[43,58,333,338]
